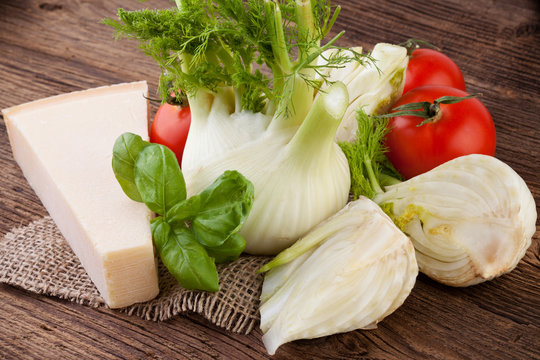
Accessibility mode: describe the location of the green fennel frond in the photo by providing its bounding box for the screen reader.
[103,0,371,117]
[339,109,402,200]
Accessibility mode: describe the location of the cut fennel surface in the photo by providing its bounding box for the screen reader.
[259,197,418,355]
[375,154,536,286]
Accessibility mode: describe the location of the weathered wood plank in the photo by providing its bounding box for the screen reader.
[0,0,538,359]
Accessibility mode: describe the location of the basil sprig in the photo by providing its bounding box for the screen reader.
[112,133,254,292]
[112,132,149,202]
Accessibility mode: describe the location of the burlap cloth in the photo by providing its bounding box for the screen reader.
[0,216,269,334]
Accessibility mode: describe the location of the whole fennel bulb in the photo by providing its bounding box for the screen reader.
[181,42,408,254]
[375,154,537,286]
[259,197,418,355]
[107,1,408,255]
[184,83,351,255]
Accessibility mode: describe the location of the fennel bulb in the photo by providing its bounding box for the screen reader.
[259,197,418,355]
[374,154,537,286]
[318,43,409,142]
[106,1,407,255]
[184,83,351,254]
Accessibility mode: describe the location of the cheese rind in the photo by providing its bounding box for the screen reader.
[3,81,159,308]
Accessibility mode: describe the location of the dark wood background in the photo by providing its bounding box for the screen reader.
[1,0,538,359]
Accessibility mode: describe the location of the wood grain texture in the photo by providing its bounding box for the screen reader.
[0,0,538,359]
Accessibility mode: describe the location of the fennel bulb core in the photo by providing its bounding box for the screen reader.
[183,82,351,255]
[375,154,536,286]
[259,197,418,355]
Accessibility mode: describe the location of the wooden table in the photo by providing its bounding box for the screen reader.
[1,1,538,359]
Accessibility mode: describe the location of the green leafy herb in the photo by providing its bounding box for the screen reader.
[168,170,255,248]
[103,0,371,119]
[111,133,150,202]
[135,143,187,215]
[339,110,402,200]
[113,132,254,292]
[151,218,219,292]
[205,233,246,263]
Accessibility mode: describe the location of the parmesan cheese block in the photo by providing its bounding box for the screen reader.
[2,81,159,308]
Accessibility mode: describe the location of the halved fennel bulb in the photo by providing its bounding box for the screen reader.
[183,83,351,255]
[259,197,418,355]
[375,154,537,286]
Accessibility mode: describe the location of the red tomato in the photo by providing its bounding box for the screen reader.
[403,49,466,94]
[150,103,191,166]
[385,86,496,179]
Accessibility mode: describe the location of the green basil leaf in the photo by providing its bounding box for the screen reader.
[205,233,246,263]
[152,217,219,292]
[191,170,254,247]
[166,195,201,226]
[134,143,187,215]
[112,132,150,202]
[151,216,171,245]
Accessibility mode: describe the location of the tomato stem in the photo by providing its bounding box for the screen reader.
[399,38,440,56]
[377,94,479,126]
[422,103,443,126]
[144,95,163,104]
[168,91,189,108]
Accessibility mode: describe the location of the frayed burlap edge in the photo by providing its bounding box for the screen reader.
[0,216,269,334]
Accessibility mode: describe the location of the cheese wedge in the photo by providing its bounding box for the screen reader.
[2,81,159,308]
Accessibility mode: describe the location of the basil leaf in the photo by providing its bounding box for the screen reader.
[205,233,246,263]
[166,195,201,225]
[112,132,150,202]
[151,216,171,245]
[134,143,186,215]
[152,217,219,292]
[191,170,254,247]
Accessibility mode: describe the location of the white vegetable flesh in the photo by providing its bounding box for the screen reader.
[182,88,272,173]
[259,197,418,355]
[374,154,536,286]
[183,82,351,255]
[318,43,409,142]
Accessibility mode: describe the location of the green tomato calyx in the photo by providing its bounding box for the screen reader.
[398,38,440,56]
[377,94,480,126]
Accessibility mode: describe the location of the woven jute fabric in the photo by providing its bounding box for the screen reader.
[0,216,269,334]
